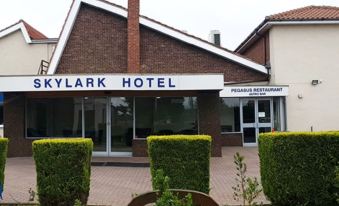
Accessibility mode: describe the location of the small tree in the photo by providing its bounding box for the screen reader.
[232,152,262,206]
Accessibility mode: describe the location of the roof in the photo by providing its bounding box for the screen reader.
[236,5,339,53]
[47,0,268,75]
[267,5,339,21]
[20,20,47,40]
[0,20,57,44]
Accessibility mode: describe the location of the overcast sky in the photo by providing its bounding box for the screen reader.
[1,0,339,50]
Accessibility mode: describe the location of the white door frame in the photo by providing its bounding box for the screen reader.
[241,98,273,147]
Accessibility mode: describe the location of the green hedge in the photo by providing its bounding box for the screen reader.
[259,132,339,206]
[0,138,8,191]
[148,135,211,194]
[32,138,93,206]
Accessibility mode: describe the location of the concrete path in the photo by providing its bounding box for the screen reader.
[1,147,268,206]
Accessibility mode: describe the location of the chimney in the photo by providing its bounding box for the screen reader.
[209,30,221,46]
[128,0,140,73]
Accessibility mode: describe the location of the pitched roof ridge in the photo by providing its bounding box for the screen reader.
[0,20,21,34]
[20,20,48,40]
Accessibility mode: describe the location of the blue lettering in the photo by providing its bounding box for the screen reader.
[146,78,154,88]
[34,79,41,88]
[65,79,72,88]
[134,78,143,88]
[87,78,94,87]
[75,78,83,88]
[158,78,165,88]
[44,79,52,88]
[98,78,106,87]
[55,78,62,88]
[122,78,131,88]
[169,78,176,88]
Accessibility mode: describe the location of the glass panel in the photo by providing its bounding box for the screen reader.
[0,105,3,125]
[258,100,271,123]
[135,97,154,139]
[220,98,240,132]
[154,97,197,135]
[135,97,198,138]
[26,98,82,137]
[242,99,255,123]
[84,97,107,152]
[259,127,272,134]
[273,97,281,131]
[243,127,256,143]
[110,97,133,152]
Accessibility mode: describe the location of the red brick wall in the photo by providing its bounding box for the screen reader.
[57,5,128,74]
[240,34,270,66]
[220,133,243,146]
[4,93,33,157]
[127,0,140,73]
[56,4,267,83]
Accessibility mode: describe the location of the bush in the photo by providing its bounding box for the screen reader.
[259,132,339,206]
[148,135,211,194]
[0,138,8,190]
[32,138,93,206]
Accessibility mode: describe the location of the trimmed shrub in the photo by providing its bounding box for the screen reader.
[32,138,93,206]
[0,138,8,190]
[259,132,339,206]
[148,135,211,194]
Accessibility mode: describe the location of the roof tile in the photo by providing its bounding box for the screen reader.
[267,5,339,21]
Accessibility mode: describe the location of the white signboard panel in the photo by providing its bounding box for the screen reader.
[0,74,224,92]
[220,86,289,97]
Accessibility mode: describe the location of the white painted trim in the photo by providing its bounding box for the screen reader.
[237,20,339,52]
[0,22,32,43]
[47,0,267,75]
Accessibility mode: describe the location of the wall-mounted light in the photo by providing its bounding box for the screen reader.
[311,79,322,86]
[298,94,303,99]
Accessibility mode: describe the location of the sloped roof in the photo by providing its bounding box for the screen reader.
[47,0,268,75]
[0,20,56,43]
[20,20,48,40]
[236,5,339,53]
[267,5,339,21]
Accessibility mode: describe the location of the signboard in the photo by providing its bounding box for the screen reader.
[0,74,224,92]
[220,86,288,97]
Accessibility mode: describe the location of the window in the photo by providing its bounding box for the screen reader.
[220,98,240,133]
[26,98,82,138]
[135,97,198,138]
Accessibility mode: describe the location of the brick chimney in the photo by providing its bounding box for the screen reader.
[127,0,140,73]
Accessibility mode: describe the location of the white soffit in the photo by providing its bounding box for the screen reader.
[47,0,268,75]
[0,22,32,43]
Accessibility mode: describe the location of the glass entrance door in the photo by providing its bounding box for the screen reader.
[109,97,133,156]
[241,98,273,146]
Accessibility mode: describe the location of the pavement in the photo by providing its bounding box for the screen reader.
[1,147,268,206]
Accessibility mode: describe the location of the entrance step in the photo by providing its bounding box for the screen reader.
[91,157,150,167]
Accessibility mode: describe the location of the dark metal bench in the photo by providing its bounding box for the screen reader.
[127,189,219,206]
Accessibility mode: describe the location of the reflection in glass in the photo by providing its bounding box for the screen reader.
[259,127,272,134]
[243,127,256,143]
[111,97,133,152]
[84,97,107,152]
[220,98,240,132]
[258,100,271,123]
[242,100,255,123]
[135,97,198,138]
[26,98,82,137]
[273,97,281,131]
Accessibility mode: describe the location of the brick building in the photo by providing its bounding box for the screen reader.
[0,0,288,157]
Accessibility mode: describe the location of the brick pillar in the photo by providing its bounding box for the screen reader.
[198,91,222,157]
[4,93,33,157]
[127,0,140,73]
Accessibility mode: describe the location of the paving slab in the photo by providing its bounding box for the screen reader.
[1,147,268,206]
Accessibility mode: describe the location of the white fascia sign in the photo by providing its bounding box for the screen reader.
[220,86,289,97]
[0,74,224,92]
